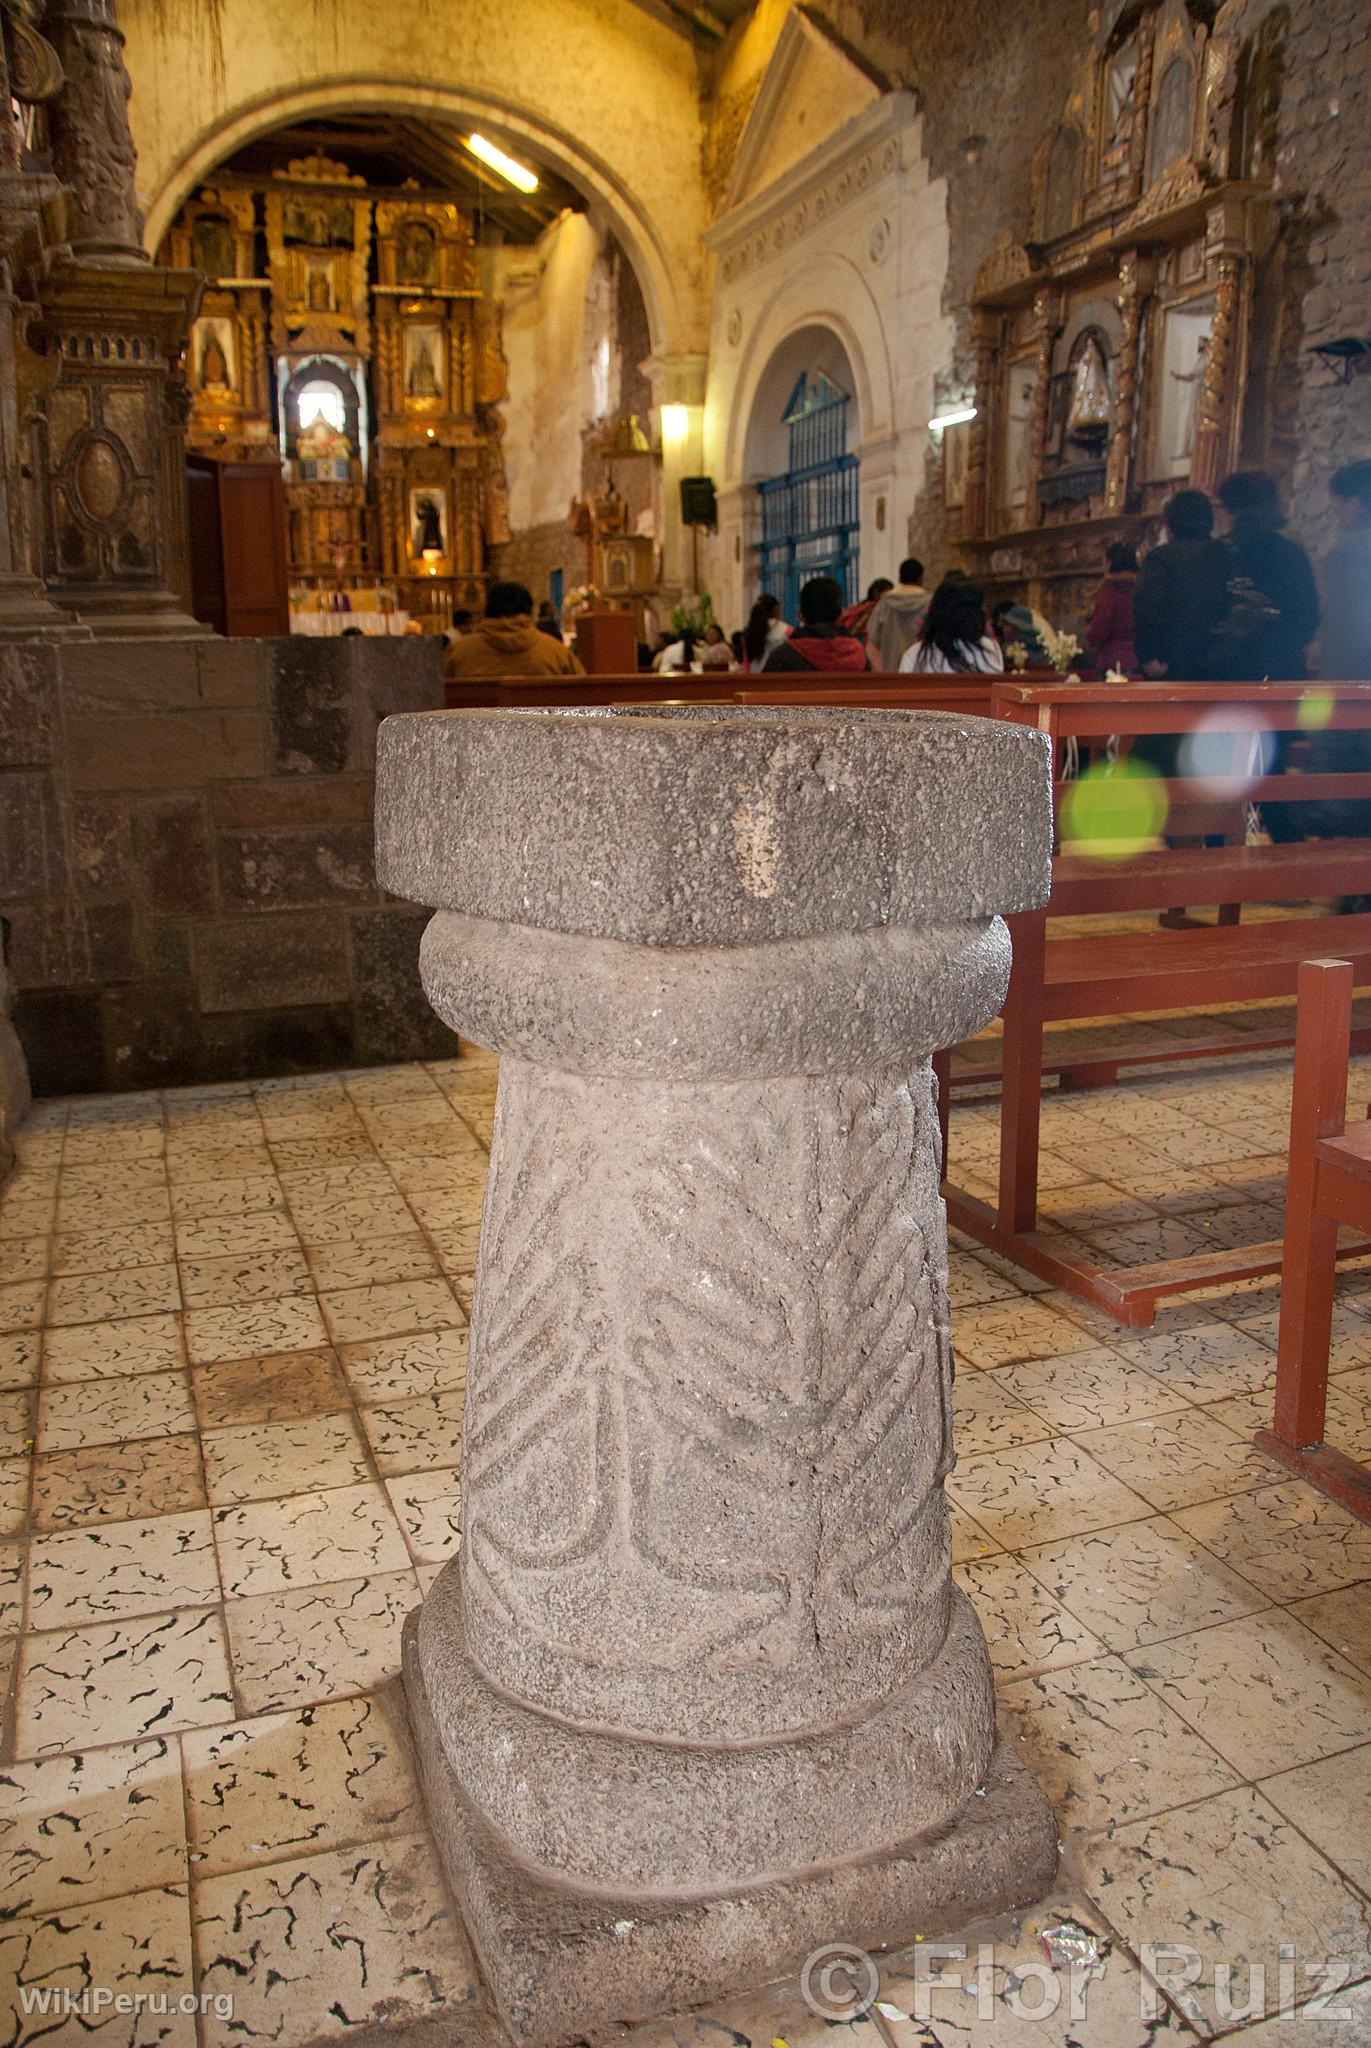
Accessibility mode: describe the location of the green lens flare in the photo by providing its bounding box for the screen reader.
[1061,758,1168,860]
[1297,688,1335,731]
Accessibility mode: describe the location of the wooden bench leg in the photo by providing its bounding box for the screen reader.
[998,907,1046,1236]
[1273,958,1353,1449]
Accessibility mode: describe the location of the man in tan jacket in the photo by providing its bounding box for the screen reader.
[444,582,586,681]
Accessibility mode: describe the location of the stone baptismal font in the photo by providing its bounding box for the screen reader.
[375,704,1056,2044]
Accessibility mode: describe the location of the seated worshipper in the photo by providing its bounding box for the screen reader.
[991,599,1054,667]
[1292,459,1371,849]
[1131,488,1233,777]
[901,581,1005,674]
[1085,543,1138,673]
[444,582,586,681]
[699,627,736,673]
[866,558,930,670]
[760,576,870,672]
[658,630,699,673]
[840,577,894,642]
[742,593,788,669]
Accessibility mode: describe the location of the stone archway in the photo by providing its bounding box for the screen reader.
[124,0,709,363]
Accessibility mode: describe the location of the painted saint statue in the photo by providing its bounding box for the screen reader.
[199,328,230,389]
[407,340,440,400]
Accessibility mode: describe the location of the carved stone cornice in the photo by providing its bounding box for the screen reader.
[704,92,920,281]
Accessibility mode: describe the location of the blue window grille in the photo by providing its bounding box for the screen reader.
[756,373,859,618]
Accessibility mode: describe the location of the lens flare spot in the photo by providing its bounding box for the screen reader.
[1176,710,1275,793]
[1298,687,1336,731]
[1061,759,1169,860]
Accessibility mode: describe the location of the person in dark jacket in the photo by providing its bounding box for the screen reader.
[761,575,869,673]
[1133,490,1231,682]
[1086,542,1138,673]
[1294,460,1371,850]
[1215,470,1319,683]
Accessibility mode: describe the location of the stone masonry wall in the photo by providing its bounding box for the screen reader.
[0,635,455,1096]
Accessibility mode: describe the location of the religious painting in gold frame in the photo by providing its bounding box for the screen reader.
[942,420,969,510]
[1146,289,1214,484]
[1000,358,1038,525]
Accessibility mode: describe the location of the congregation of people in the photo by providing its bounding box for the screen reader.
[441,462,1371,727]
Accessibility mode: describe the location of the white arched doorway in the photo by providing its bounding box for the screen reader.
[743,325,861,620]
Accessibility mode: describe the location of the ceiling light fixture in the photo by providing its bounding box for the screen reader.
[929,406,977,433]
[465,133,539,194]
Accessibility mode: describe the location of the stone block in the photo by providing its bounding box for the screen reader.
[102,981,202,1090]
[211,777,374,829]
[265,640,351,776]
[215,823,377,911]
[72,798,134,897]
[194,911,350,1013]
[351,907,457,1063]
[0,644,58,766]
[61,638,204,713]
[13,986,104,1095]
[0,772,66,899]
[201,1002,354,1082]
[133,798,214,916]
[3,899,138,991]
[146,919,192,980]
[65,712,266,792]
[195,638,264,710]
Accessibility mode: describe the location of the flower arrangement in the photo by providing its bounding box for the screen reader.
[1041,626,1083,675]
[669,593,717,637]
[562,584,603,616]
[1005,640,1032,671]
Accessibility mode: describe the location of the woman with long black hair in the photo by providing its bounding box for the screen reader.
[899,580,1005,674]
[742,593,787,669]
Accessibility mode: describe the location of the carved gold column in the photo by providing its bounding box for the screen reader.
[962,309,1000,539]
[1023,286,1062,520]
[1128,29,1156,201]
[1106,251,1148,512]
[1191,202,1244,495]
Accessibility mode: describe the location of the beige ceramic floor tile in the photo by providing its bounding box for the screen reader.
[177,1245,313,1308]
[946,1437,1151,1549]
[183,1295,328,1366]
[42,1311,185,1383]
[954,1553,1103,1681]
[1112,1323,1278,1401]
[26,1511,220,1628]
[181,1693,422,1876]
[193,1834,476,2043]
[1259,1742,1371,1894]
[54,1185,172,1235]
[949,1500,1001,1563]
[4,1238,49,1283]
[163,1143,274,1185]
[0,1331,40,1390]
[384,1467,462,1566]
[338,1326,469,1406]
[946,1251,1023,1310]
[0,1385,35,1454]
[1225,1982,1371,2047]
[201,1411,371,1505]
[16,1607,235,1757]
[191,1346,352,1429]
[999,1653,1239,1831]
[1075,1787,1371,2038]
[1171,1481,1371,1601]
[992,1349,1186,1432]
[1125,1607,1371,1778]
[44,1265,181,1328]
[30,1435,206,1531]
[267,1133,378,1171]
[0,1281,45,1332]
[1075,1407,1273,1512]
[1020,1516,1269,1653]
[1287,1585,1371,1676]
[0,1456,28,1536]
[224,1569,419,1715]
[172,1208,300,1261]
[37,1370,194,1452]
[0,1736,186,1916]
[304,1232,441,1292]
[318,1276,465,1345]
[0,1539,21,1632]
[169,1174,284,1221]
[0,1886,196,2048]
[358,1388,467,1475]
[951,1367,1055,1456]
[213,1480,409,1598]
[287,1190,417,1243]
[952,1298,1101,1370]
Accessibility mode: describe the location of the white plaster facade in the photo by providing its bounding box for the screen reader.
[700,14,953,624]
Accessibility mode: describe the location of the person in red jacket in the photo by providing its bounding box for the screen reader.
[1085,542,1138,673]
[761,575,870,672]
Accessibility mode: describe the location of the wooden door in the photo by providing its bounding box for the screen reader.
[218,461,289,637]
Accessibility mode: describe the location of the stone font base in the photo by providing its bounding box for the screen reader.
[402,1606,1058,2048]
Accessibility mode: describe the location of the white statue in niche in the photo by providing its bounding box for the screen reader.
[1065,336,1110,449]
[1172,335,1208,459]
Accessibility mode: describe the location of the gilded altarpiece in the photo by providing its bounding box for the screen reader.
[960,0,1275,628]
[160,163,509,626]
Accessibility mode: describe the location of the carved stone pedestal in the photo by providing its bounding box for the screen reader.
[375,706,1056,2047]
